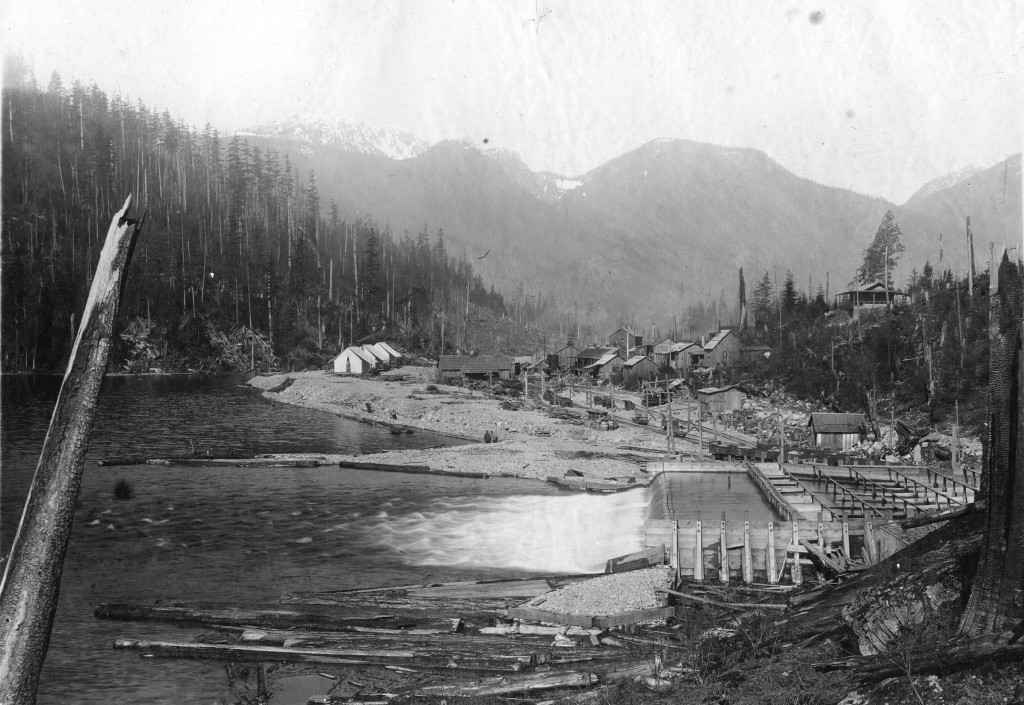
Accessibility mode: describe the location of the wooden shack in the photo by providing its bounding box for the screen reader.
[333,346,376,375]
[833,282,910,311]
[623,355,659,381]
[582,351,625,380]
[436,355,514,384]
[573,346,615,371]
[701,329,740,368]
[808,412,868,450]
[697,385,746,415]
[548,341,580,371]
[670,342,701,369]
[607,326,641,356]
[649,338,676,367]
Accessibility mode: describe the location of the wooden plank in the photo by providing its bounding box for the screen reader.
[799,539,845,574]
[767,522,778,585]
[842,522,851,559]
[865,520,877,563]
[506,606,594,628]
[95,603,423,631]
[605,546,665,574]
[693,520,703,581]
[672,520,680,577]
[593,606,676,628]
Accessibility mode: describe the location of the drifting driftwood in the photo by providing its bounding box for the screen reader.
[408,670,598,697]
[113,639,531,672]
[0,197,142,704]
[338,460,487,479]
[605,545,666,574]
[95,602,428,631]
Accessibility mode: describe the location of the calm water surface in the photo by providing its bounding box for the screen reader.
[1,375,768,704]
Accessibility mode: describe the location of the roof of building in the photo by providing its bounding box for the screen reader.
[808,412,868,434]
[696,384,745,396]
[836,281,907,296]
[651,338,676,353]
[553,342,580,354]
[703,330,734,351]
[583,352,622,369]
[437,355,515,373]
[624,355,655,367]
[670,341,699,353]
[377,341,403,358]
[575,346,615,360]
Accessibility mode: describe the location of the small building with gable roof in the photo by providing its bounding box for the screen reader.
[808,412,869,450]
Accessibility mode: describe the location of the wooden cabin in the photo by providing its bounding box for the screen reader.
[808,412,868,450]
[623,355,659,381]
[548,341,580,371]
[607,326,642,356]
[670,342,702,369]
[697,385,747,415]
[649,338,676,367]
[333,347,376,375]
[573,346,615,371]
[582,351,625,380]
[436,355,514,384]
[833,282,910,311]
[702,330,740,368]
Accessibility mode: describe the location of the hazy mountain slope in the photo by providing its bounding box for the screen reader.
[901,155,1022,267]
[905,164,986,205]
[245,122,1014,323]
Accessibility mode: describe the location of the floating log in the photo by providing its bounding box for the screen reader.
[546,476,642,493]
[96,602,425,631]
[112,639,530,672]
[147,457,322,468]
[0,196,143,704]
[409,670,598,697]
[338,461,487,479]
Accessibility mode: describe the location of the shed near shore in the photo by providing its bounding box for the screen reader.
[808,412,868,450]
[436,355,514,384]
[697,385,746,415]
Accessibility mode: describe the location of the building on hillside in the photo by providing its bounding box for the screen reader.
[333,347,377,375]
[740,345,772,362]
[362,344,391,368]
[833,282,910,311]
[623,355,659,381]
[670,342,702,369]
[607,326,642,356]
[702,329,740,368]
[548,341,581,371]
[808,413,869,450]
[573,346,616,371]
[436,355,514,384]
[582,351,625,380]
[697,385,747,415]
[649,338,676,367]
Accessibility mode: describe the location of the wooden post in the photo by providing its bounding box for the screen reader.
[790,521,802,585]
[713,412,720,445]
[667,391,675,455]
[672,520,680,581]
[693,517,704,581]
[767,522,777,584]
[778,410,786,462]
[742,517,752,584]
[952,401,960,474]
[698,411,704,461]
[719,514,729,583]
[865,520,876,563]
[842,521,851,561]
[0,197,142,703]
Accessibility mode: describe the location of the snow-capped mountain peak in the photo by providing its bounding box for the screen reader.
[238,116,430,160]
[904,163,988,205]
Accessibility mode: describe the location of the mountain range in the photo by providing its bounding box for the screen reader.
[241,117,1022,325]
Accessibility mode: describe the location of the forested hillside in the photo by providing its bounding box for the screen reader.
[0,61,539,373]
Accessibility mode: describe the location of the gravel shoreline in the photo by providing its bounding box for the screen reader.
[248,367,697,483]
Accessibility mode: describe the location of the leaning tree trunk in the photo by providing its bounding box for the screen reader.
[959,252,1024,636]
[0,197,143,704]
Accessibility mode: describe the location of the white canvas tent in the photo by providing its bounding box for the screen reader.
[334,346,376,374]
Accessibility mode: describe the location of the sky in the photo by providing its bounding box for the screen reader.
[2,0,1021,203]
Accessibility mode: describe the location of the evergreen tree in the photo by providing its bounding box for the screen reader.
[782,271,798,312]
[753,271,774,328]
[856,210,905,286]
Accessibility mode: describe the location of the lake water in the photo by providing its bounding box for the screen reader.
[1,375,769,704]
